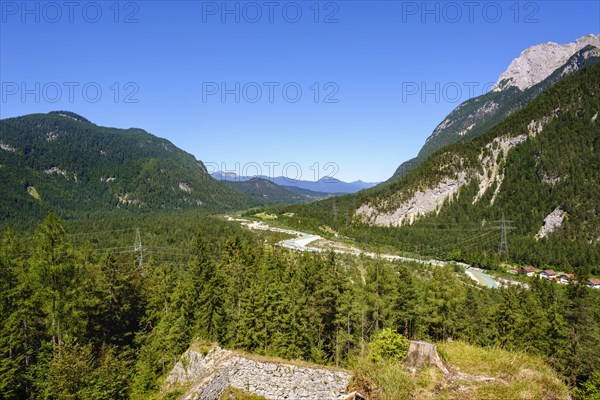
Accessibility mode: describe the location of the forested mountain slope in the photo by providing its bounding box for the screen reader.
[0,111,251,221]
[224,177,331,204]
[362,61,600,267]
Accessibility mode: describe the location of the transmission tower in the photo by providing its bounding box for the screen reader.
[493,215,514,254]
[134,228,144,268]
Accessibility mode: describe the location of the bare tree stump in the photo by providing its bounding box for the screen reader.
[404,341,449,375]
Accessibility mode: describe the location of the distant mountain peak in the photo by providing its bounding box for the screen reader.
[492,34,600,92]
[317,176,341,183]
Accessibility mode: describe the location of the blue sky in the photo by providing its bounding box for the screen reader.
[1,1,599,182]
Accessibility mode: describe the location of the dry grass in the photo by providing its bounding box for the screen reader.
[189,340,218,356]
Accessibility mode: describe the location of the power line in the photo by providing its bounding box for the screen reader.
[17,228,138,239]
[134,228,144,268]
[66,228,137,237]
[428,230,496,252]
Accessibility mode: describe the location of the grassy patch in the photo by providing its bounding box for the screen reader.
[254,212,277,220]
[438,342,569,400]
[219,387,268,400]
[351,355,414,400]
[27,186,41,201]
[189,340,216,356]
[352,342,569,400]
[318,225,338,235]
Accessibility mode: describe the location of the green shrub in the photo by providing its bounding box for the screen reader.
[368,329,410,362]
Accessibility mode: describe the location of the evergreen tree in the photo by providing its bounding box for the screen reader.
[86,255,144,347]
[391,264,419,339]
[44,339,94,400]
[564,269,600,386]
[186,234,222,341]
[0,229,46,399]
[491,287,520,349]
[515,289,550,355]
[30,214,80,347]
[422,265,465,341]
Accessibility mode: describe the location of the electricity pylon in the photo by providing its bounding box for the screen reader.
[493,215,514,254]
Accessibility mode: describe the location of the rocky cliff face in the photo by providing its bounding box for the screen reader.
[356,172,468,227]
[164,345,353,400]
[535,208,566,241]
[493,34,600,92]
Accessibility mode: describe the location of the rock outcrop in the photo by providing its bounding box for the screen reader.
[164,344,353,400]
[535,208,566,240]
[472,134,529,205]
[493,34,600,91]
[355,172,468,227]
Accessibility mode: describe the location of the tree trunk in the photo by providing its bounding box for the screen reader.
[404,340,448,374]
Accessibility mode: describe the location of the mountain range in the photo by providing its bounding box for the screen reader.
[211,171,379,194]
[2,34,600,271]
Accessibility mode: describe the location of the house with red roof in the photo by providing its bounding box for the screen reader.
[540,269,557,280]
[521,266,537,277]
[588,278,600,290]
[558,273,575,285]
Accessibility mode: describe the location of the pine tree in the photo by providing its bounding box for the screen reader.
[364,258,397,332]
[131,260,190,397]
[0,229,46,399]
[186,234,222,340]
[85,344,131,400]
[491,287,520,349]
[30,214,79,347]
[422,265,465,341]
[391,264,419,339]
[219,237,252,346]
[515,289,550,355]
[87,255,144,347]
[44,339,94,400]
[564,269,600,386]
